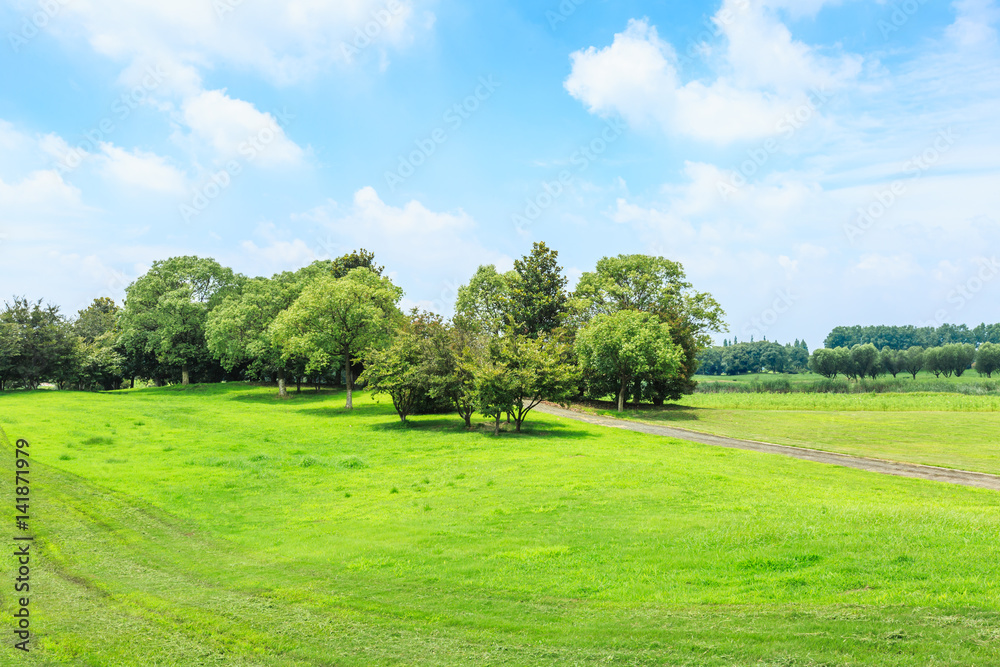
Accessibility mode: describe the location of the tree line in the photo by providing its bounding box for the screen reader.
[824,324,1000,350]
[808,343,1000,380]
[696,340,810,376]
[0,245,727,429]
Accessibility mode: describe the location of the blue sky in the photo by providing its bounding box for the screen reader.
[1,0,998,348]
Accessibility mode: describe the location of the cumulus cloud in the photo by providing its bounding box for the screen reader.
[96,143,188,194]
[564,4,861,144]
[295,187,510,313]
[180,90,304,167]
[947,0,1000,48]
[59,0,427,85]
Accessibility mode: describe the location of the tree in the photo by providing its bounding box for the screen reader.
[271,268,403,409]
[809,348,840,379]
[507,241,568,337]
[851,343,880,380]
[572,254,725,402]
[902,346,925,379]
[880,346,904,378]
[120,256,241,385]
[575,311,682,412]
[454,265,515,336]
[0,298,79,389]
[206,271,314,398]
[488,330,579,431]
[360,324,425,422]
[923,347,943,378]
[952,343,976,377]
[330,248,383,279]
[425,320,480,427]
[936,345,957,378]
[975,342,1000,378]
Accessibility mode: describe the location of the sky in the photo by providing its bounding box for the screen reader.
[1,0,998,349]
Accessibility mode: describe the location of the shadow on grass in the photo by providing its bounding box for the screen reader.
[573,398,706,423]
[366,413,593,439]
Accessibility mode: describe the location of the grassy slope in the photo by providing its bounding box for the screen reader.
[585,392,1000,476]
[1,384,999,665]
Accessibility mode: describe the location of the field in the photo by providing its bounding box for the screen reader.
[2,384,1000,665]
[583,391,1000,476]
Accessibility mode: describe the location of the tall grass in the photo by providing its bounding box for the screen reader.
[696,376,1000,395]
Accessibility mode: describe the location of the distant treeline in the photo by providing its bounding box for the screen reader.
[824,323,1000,350]
[697,340,810,376]
[809,343,1000,380]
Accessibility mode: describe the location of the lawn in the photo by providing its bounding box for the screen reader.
[583,392,1000,476]
[2,383,1000,665]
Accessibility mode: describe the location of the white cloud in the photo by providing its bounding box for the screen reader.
[59,0,427,85]
[295,187,510,314]
[564,7,861,144]
[947,0,1000,48]
[180,89,305,167]
[0,170,83,211]
[96,143,187,194]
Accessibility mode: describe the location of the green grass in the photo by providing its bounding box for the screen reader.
[584,392,1000,475]
[2,383,1000,664]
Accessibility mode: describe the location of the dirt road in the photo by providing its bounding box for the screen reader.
[534,403,1000,492]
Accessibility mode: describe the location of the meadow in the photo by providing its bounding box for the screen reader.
[2,384,1000,665]
[585,384,1000,476]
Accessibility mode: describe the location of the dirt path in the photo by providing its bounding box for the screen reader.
[534,403,1000,492]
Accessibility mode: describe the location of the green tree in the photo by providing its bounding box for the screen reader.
[975,342,1000,377]
[575,310,682,412]
[360,324,426,422]
[454,265,516,336]
[572,254,725,402]
[488,330,579,431]
[952,343,976,377]
[330,248,383,279]
[206,271,316,398]
[507,241,568,337]
[850,343,880,380]
[0,298,79,389]
[271,268,403,409]
[923,347,943,378]
[880,346,904,378]
[902,346,925,379]
[809,348,840,379]
[120,256,241,385]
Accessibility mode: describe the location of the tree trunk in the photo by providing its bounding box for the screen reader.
[633,379,641,408]
[277,367,288,398]
[181,364,190,385]
[296,377,301,392]
[493,413,500,435]
[130,377,135,389]
[345,354,354,409]
[464,413,472,428]
[617,378,626,412]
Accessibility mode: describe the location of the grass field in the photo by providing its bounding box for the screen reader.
[583,392,1000,476]
[2,384,1000,665]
